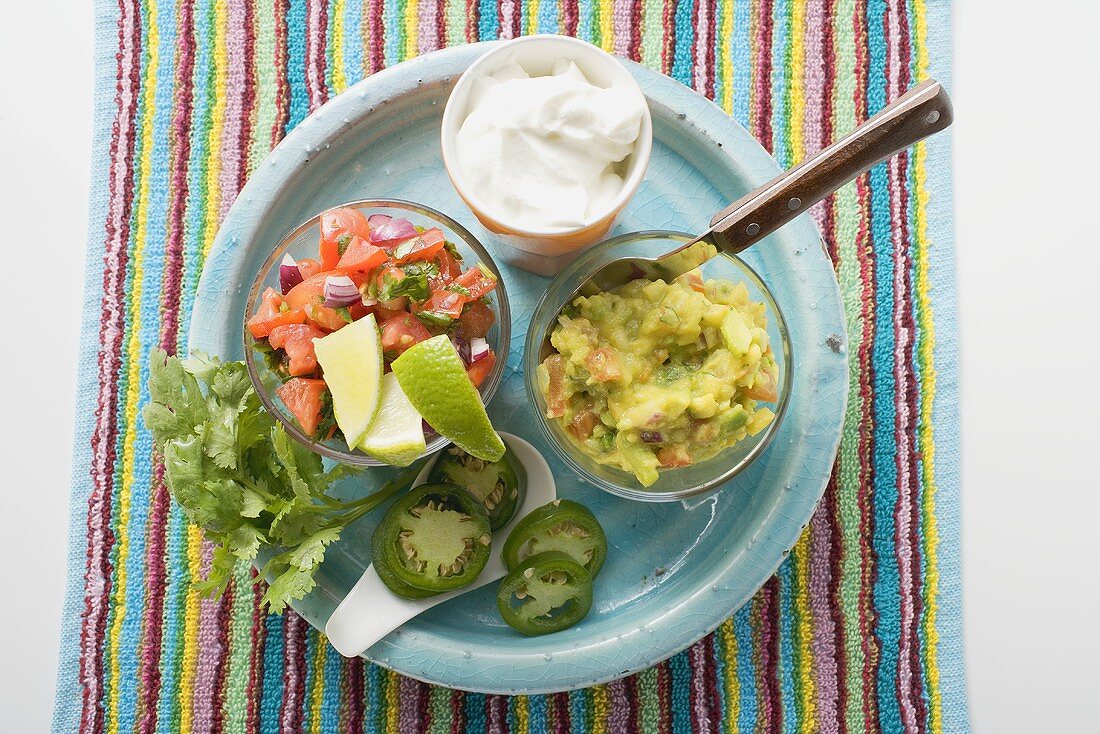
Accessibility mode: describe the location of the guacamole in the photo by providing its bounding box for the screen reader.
[537,272,778,486]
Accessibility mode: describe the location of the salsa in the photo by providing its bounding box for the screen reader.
[537,271,778,486]
[249,206,499,445]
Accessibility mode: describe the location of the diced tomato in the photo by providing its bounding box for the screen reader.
[374,266,406,293]
[247,287,307,339]
[284,272,328,311]
[319,207,371,270]
[567,410,600,441]
[379,314,432,358]
[333,236,386,274]
[304,303,350,332]
[456,298,495,339]
[416,290,466,321]
[269,324,326,376]
[680,272,706,294]
[543,354,567,419]
[466,350,495,389]
[432,248,462,287]
[746,366,779,402]
[657,446,693,468]
[285,270,366,311]
[375,304,408,322]
[319,241,340,272]
[276,378,328,435]
[585,348,622,382]
[452,266,497,299]
[392,228,446,263]
[296,257,324,280]
[346,270,371,288]
[347,300,375,320]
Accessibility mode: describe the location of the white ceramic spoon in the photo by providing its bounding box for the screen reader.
[325,432,556,658]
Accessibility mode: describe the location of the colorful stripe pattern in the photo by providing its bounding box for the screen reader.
[57,1,961,732]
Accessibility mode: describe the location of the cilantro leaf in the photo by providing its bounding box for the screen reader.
[194,543,235,598]
[272,424,328,496]
[148,348,208,434]
[377,266,430,303]
[240,488,267,518]
[145,350,418,614]
[141,402,195,446]
[228,525,265,561]
[162,434,212,506]
[236,397,274,455]
[268,498,325,546]
[189,479,245,533]
[287,528,341,571]
[203,410,240,470]
[211,362,252,408]
[181,350,222,385]
[262,566,317,614]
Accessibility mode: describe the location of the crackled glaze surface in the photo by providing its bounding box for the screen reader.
[189,43,847,694]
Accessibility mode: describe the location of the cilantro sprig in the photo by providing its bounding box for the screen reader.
[144,349,420,612]
[376,262,437,303]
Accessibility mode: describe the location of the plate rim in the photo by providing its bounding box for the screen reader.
[189,41,849,694]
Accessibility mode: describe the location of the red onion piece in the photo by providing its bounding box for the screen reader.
[450,335,470,363]
[370,217,418,248]
[640,431,664,443]
[280,253,303,294]
[468,337,490,363]
[323,275,360,309]
[421,419,438,440]
[367,214,392,229]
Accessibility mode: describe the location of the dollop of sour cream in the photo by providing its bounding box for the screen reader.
[455,58,645,232]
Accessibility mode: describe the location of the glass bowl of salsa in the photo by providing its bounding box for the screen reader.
[524,230,791,501]
[244,199,511,467]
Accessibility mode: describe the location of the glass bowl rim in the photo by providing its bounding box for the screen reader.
[243,197,512,466]
[523,229,793,501]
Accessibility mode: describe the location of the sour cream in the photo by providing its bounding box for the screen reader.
[454,58,646,232]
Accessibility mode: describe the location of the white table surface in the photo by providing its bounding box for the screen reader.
[2,1,1098,731]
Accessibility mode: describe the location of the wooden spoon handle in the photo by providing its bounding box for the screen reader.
[708,79,952,253]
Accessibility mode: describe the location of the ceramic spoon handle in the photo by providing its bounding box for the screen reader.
[325,434,555,659]
[707,79,952,253]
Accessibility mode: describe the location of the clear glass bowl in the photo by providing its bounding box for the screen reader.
[244,199,511,466]
[524,231,792,502]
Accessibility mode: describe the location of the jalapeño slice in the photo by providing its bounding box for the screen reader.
[501,499,607,577]
[427,444,527,530]
[496,551,593,635]
[371,483,492,597]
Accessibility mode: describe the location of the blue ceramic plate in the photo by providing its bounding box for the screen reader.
[190,43,847,694]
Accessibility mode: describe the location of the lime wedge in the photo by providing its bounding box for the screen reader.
[358,372,426,466]
[312,315,383,448]
[391,335,505,462]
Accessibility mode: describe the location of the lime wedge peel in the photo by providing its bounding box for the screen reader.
[358,372,427,466]
[312,314,383,448]
[391,335,505,462]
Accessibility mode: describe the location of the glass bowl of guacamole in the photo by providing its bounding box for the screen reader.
[524,231,792,501]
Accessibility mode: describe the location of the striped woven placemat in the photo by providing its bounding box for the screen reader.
[54,1,965,732]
